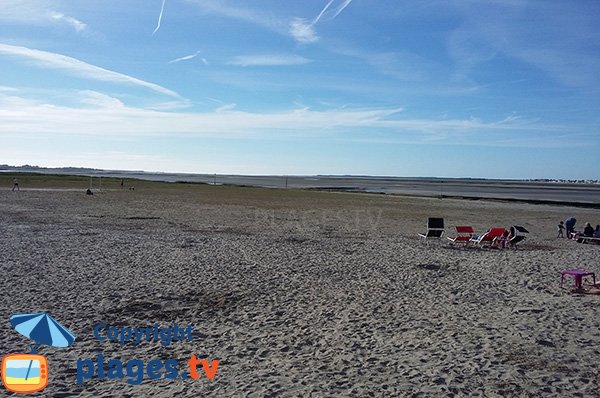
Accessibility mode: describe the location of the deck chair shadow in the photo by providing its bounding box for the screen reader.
[471,227,505,247]
[447,226,474,246]
[507,225,529,250]
[418,217,445,245]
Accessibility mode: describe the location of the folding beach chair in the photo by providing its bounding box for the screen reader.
[579,236,600,244]
[418,217,445,245]
[447,226,474,246]
[507,225,529,250]
[471,227,505,247]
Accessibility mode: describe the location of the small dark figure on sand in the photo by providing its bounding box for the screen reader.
[86,188,94,195]
[12,178,19,191]
[557,221,565,238]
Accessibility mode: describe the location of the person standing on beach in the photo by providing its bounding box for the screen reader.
[565,217,576,239]
[557,221,565,238]
[12,177,19,191]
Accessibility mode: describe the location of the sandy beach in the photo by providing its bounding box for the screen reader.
[1,178,599,397]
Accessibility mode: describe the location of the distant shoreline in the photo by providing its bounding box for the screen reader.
[2,169,600,209]
[2,165,599,186]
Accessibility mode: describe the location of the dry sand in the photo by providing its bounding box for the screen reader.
[1,181,599,397]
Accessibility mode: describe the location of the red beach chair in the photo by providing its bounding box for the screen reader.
[447,226,474,246]
[471,227,506,247]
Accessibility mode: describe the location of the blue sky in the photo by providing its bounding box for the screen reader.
[1,0,599,179]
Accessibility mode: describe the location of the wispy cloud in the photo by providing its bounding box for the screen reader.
[49,11,87,32]
[0,1,89,34]
[153,0,167,35]
[204,95,237,111]
[0,92,405,137]
[185,0,352,44]
[1,90,590,148]
[0,43,181,98]
[289,0,353,44]
[0,86,18,92]
[331,46,437,82]
[228,54,311,67]
[79,90,125,108]
[216,103,237,112]
[447,2,600,88]
[184,0,279,32]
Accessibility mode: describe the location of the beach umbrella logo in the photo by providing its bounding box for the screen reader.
[2,312,76,394]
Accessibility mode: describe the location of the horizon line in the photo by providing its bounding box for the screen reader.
[1,164,598,183]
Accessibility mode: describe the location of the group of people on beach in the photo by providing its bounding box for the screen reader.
[491,226,518,249]
[558,217,600,242]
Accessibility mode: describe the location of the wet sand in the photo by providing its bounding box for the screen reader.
[1,181,599,396]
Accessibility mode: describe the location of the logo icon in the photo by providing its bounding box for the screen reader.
[1,354,48,394]
[2,313,75,394]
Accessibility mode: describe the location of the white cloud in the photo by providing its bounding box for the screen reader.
[0,90,591,148]
[48,11,87,32]
[229,54,311,67]
[289,18,319,44]
[0,43,182,98]
[289,0,353,44]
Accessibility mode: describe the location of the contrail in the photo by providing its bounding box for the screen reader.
[168,51,200,64]
[330,0,352,19]
[312,0,352,25]
[313,0,335,24]
[152,0,166,35]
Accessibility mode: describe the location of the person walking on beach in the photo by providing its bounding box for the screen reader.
[11,177,19,191]
[557,221,565,238]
